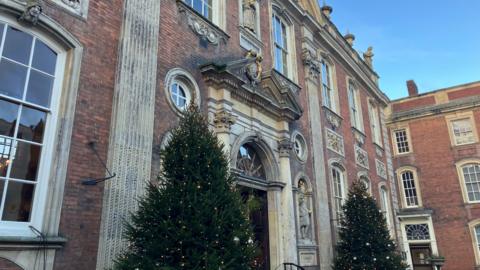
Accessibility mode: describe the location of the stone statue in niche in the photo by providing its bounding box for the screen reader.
[298,180,312,242]
[243,0,257,33]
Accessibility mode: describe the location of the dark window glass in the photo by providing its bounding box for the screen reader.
[0,99,19,137]
[0,59,28,99]
[17,106,46,143]
[3,26,33,65]
[1,181,35,222]
[0,137,13,177]
[32,40,57,75]
[9,141,41,181]
[26,70,54,107]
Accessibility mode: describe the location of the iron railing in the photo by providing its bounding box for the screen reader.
[283,262,305,270]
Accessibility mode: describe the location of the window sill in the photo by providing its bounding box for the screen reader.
[0,235,67,250]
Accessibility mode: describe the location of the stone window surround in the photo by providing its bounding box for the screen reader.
[346,77,364,132]
[357,171,371,194]
[328,159,347,231]
[270,2,298,83]
[0,4,82,268]
[445,111,479,147]
[468,219,480,266]
[391,124,413,156]
[399,216,440,267]
[164,68,201,116]
[319,54,338,113]
[396,166,423,209]
[456,158,480,204]
[291,130,308,163]
[368,99,383,147]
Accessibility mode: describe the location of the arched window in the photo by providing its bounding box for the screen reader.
[461,163,480,202]
[401,170,420,207]
[468,220,480,265]
[331,166,346,223]
[359,176,370,194]
[0,21,65,230]
[236,144,266,179]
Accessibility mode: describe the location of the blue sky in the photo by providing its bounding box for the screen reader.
[320,0,480,100]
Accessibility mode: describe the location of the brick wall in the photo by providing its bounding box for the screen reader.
[0,258,22,270]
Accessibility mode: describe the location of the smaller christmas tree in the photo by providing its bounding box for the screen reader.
[333,181,406,270]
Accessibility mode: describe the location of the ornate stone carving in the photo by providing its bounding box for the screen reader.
[213,109,237,132]
[363,46,374,68]
[326,129,344,156]
[19,0,43,25]
[302,49,320,79]
[376,159,387,179]
[325,108,342,130]
[242,0,257,33]
[62,0,81,9]
[355,145,369,169]
[245,50,263,86]
[177,1,228,46]
[278,139,294,157]
[352,127,366,146]
[375,144,384,158]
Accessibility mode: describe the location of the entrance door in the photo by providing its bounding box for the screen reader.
[241,187,270,270]
[410,244,432,270]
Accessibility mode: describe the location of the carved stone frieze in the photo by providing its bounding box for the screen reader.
[376,159,387,179]
[177,0,228,46]
[302,48,320,79]
[352,127,366,146]
[213,109,237,132]
[326,129,344,156]
[62,0,80,9]
[19,0,43,25]
[324,108,342,130]
[355,145,369,169]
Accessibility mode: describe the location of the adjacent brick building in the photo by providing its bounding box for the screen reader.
[0,0,401,269]
[387,81,480,270]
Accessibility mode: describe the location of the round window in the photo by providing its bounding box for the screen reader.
[170,81,190,111]
[293,133,307,161]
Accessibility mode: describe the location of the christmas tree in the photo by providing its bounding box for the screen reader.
[333,181,406,270]
[114,105,257,270]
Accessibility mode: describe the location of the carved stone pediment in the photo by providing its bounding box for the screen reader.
[201,58,303,122]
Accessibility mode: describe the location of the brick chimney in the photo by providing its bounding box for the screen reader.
[407,80,418,96]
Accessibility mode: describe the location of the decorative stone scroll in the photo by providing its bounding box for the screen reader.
[177,0,228,46]
[326,129,344,156]
[302,48,320,79]
[355,145,369,169]
[376,159,387,179]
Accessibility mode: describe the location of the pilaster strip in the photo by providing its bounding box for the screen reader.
[96,1,161,269]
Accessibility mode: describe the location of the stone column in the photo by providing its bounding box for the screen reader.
[278,139,298,264]
[302,47,334,268]
[267,182,285,269]
[213,109,236,154]
[96,0,161,269]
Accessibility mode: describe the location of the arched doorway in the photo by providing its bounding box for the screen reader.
[236,143,271,270]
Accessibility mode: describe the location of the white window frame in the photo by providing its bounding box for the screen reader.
[0,18,66,237]
[379,184,394,234]
[270,5,297,82]
[446,112,478,146]
[321,60,336,111]
[164,68,201,116]
[396,167,423,208]
[291,131,308,162]
[368,101,382,146]
[183,0,226,29]
[456,159,480,204]
[468,220,480,265]
[392,127,412,155]
[331,165,346,227]
[347,80,363,131]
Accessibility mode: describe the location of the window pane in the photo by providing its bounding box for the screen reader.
[0,99,19,137]
[0,59,28,99]
[25,70,54,107]
[2,26,33,65]
[0,137,13,177]
[9,141,41,181]
[17,106,47,143]
[1,181,35,222]
[32,40,57,75]
[192,0,203,14]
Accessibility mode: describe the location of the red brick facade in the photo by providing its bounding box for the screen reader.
[388,81,480,270]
